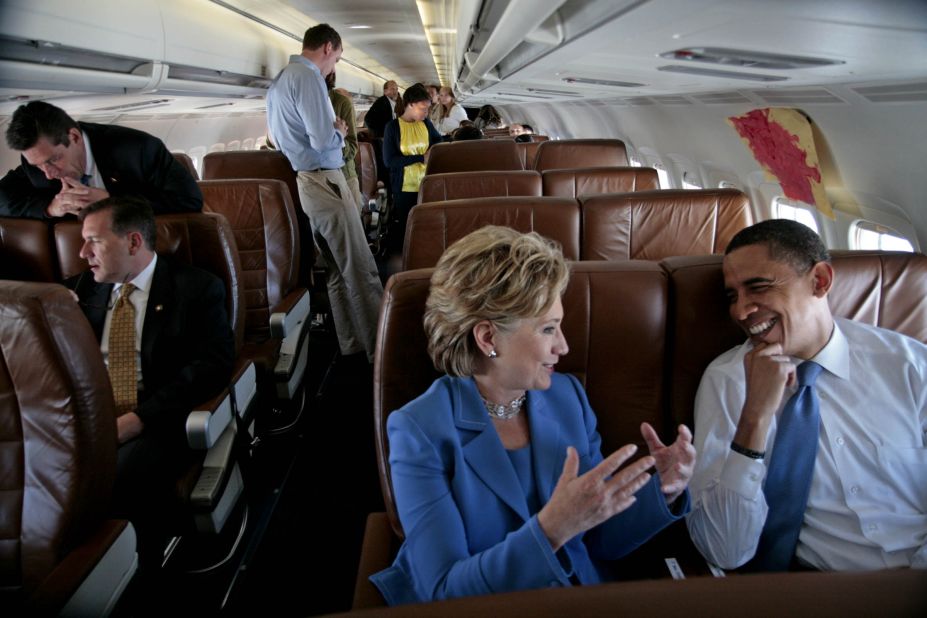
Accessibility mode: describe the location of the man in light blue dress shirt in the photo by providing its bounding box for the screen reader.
[266,24,383,362]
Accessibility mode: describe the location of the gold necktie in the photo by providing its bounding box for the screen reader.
[108,283,137,416]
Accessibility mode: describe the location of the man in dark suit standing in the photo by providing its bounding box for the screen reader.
[71,196,233,570]
[1,101,202,219]
[364,80,399,138]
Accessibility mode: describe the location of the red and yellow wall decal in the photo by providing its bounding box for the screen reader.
[728,108,835,219]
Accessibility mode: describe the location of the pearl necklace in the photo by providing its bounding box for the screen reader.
[481,394,526,420]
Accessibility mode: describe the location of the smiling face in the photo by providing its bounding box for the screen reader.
[480,297,569,401]
[723,243,834,359]
[22,128,85,181]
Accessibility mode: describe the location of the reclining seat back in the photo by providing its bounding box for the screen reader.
[356,141,379,203]
[424,140,524,175]
[198,180,299,344]
[515,141,543,170]
[0,217,56,282]
[581,189,752,261]
[0,281,127,613]
[171,152,199,180]
[202,150,314,279]
[418,170,542,204]
[402,197,580,270]
[542,167,660,198]
[375,261,669,537]
[663,250,927,432]
[198,179,310,402]
[533,139,629,171]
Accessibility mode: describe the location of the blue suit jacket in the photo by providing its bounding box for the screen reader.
[371,373,689,605]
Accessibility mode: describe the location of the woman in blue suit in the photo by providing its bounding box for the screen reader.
[372,226,697,605]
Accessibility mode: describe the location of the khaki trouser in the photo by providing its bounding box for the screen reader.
[296,169,383,360]
[345,175,366,215]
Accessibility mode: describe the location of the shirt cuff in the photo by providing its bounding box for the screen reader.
[719,451,766,500]
[527,515,575,581]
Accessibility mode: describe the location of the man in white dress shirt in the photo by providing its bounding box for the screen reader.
[686,219,927,571]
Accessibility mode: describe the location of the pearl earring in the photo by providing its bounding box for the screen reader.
[488,349,498,358]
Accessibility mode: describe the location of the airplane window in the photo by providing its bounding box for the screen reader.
[227,140,241,151]
[208,143,226,154]
[628,153,642,167]
[682,172,702,189]
[255,136,268,149]
[773,196,819,232]
[242,138,255,150]
[851,220,914,252]
[187,146,207,176]
[718,180,739,189]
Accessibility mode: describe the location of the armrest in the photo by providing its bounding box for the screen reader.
[230,357,258,426]
[185,388,233,450]
[190,423,244,534]
[352,512,399,609]
[269,288,310,340]
[28,520,136,616]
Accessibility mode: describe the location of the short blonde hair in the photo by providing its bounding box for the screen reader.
[424,226,569,376]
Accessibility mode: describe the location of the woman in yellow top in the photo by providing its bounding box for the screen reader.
[382,83,444,250]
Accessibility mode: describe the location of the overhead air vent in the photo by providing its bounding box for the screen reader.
[691,92,754,104]
[561,76,646,88]
[658,65,788,82]
[755,89,847,105]
[526,88,584,97]
[90,99,173,112]
[497,92,553,99]
[660,48,844,70]
[852,82,927,103]
[651,95,692,105]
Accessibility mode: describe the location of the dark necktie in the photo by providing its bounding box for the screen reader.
[752,360,823,571]
[80,173,92,186]
[108,283,138,416]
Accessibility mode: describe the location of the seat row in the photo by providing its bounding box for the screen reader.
[424,138,629,175]
[354,249,927,608]
[401,189,753,270]
[418,166,660,203]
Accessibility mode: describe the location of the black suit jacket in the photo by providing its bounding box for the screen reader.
[364,95,397,138]
[72,255,234,440]
[0,122,203,219]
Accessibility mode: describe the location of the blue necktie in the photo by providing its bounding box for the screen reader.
[80,174,92,186]
[752,360,823,571]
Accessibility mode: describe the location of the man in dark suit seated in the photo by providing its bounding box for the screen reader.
[1,101,202,219]
[70,196,234,570]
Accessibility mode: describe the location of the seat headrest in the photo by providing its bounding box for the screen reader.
[533,139,628,171]
[425,140,524,174]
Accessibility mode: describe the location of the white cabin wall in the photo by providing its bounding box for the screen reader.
[499,97,927,250]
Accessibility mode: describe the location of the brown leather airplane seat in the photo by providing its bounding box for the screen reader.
[542,166,660,198]
[533,139,629,171]
[171,152,199,180]
[424,140,524,175]
[0,217,56,281]
[0,281,135,615]
[402,196,580,270]
[581,188,752,260]
[418,170,542,204]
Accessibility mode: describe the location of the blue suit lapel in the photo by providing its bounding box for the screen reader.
[455,378,530,522]
[526,389,565,506]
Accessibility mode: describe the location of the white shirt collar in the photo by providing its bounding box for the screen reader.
[113,253,157,299]
[806,319,850,381]
[82,130,96,178]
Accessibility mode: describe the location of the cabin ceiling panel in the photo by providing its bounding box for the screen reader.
[468,0,927,104]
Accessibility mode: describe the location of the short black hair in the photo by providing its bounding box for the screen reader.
[395,83,429,116]
[521,124,534,133]
[451,125,483,141]
[303,23,341,51]
[6,101,79,150]
[80,196,157,251]
[725,219,830,274]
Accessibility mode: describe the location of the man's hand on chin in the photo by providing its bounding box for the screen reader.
[116,412,144,444]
